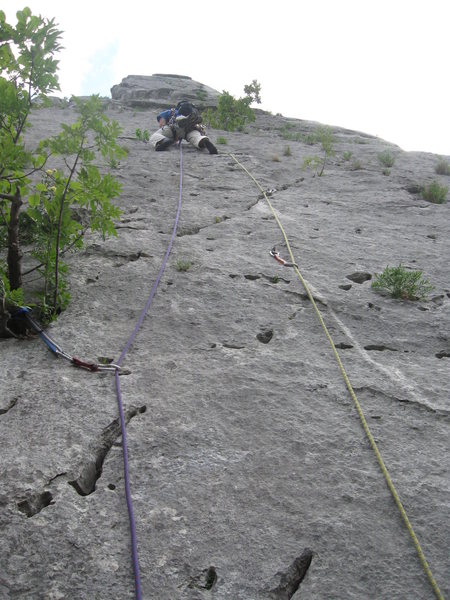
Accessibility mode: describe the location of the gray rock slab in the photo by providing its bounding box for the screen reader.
[1,90,449,599]
[110,74,219,109]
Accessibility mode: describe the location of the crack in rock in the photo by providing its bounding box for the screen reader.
[85,245,147,262]
[187,566,217,590]
[17,491,54,518]
[245,274,262,281]
[257,329,274,344]
[346,271,372,284]
[368,302,381,311]
[176,216,230,237]
[47,472,68,485]
[354,386,450,418]
[222,342,245,350]
[246,197,261,210]
[364,344,397,352]
[0,397,18,415]
[261,273,291,284]
[265,549,313,599]
[68,405,146,496]
[282,288,327,306]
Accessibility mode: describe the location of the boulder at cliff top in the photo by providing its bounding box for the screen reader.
[110,73,220,109]
[1,77,449,600]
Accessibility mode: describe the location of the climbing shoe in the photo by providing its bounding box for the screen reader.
[200,139,218,154]
[155,137,173,151]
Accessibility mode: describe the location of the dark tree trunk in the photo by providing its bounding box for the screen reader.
[7,188,23,290]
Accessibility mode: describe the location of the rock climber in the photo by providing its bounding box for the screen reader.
[150,101,218,154]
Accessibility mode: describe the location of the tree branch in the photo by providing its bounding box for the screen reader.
[0,192,17,202]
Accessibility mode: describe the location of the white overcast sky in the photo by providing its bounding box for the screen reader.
[3,0,450,155]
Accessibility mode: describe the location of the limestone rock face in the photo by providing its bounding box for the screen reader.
[1,78,449,600]
[110,73,220,108]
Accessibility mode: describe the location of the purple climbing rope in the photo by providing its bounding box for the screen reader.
[114,143,184,600]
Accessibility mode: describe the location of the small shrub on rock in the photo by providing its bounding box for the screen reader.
[302,126,335,176]
[422,181,448,204]
[378,150,395,168]
[435,158,450,175]
[176,260,192,272]
[371,265,434,300]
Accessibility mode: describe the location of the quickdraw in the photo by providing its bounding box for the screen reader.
[13,307,121,373]
[270,246,298,268]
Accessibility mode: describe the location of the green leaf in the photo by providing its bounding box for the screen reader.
[28,193,41,207]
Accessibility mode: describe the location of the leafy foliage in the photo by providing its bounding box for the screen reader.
[371,265,434,300]
[243,80,262,104]
[205,81,261,132]
[1,269,24,308]
[28,95,124,311]
[205,92,254,132]
[136,128,149,142]
[0,8,125,327]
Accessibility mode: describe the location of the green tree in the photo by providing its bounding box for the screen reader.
[205,80,262,132]
[243,79,262,104]
[0,8,125,329]
[302,126,335,176]
[0,7,62,291]
[29,95,124,314]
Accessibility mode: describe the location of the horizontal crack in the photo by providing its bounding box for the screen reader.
[354,386,450,419]
[364,344,397,352]
[222,342,245,350]
[335,342,354,349]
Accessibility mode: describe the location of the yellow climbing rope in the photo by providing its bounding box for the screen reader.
[229,153,444,600]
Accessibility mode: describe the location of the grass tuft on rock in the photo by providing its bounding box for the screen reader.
[422,181,448,204]
[371,265,434,300]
